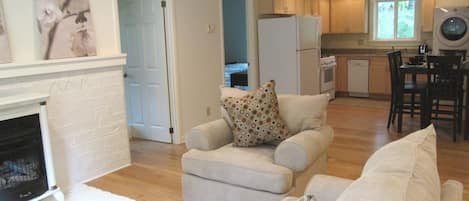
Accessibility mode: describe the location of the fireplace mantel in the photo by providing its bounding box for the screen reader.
[0,54,127,80]
[0,93,49,111]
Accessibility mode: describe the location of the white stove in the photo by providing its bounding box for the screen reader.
[320,56,337,100]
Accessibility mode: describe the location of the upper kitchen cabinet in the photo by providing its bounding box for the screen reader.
[273,0,297,15]
[311,0,331,34]
[422,0,435,32]
[257,0,298,15]
[258,0,275,15]
[330,0,368,33]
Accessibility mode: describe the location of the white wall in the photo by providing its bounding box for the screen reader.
[170,0,225,142]
[246,1,261,90]
[0,0,130,190]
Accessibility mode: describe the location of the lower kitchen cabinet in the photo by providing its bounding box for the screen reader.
[369,57,391,95]
[335,56,348,92]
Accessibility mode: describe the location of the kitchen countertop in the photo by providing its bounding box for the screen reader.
[322,48,424,57]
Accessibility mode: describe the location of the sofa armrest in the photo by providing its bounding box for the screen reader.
[305,175,353,201]
[441,180,464,201]
[274,126,334,171]
[185,119,233,151]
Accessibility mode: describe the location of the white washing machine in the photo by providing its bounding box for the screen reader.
[433,7,469,56]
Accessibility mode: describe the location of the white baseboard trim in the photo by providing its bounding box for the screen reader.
[73,163,132,191]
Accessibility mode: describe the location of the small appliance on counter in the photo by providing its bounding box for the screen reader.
[418,43,429,55]
[432,7,469,56]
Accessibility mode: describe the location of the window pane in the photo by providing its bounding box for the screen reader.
[397,0,416,38]
[377,1,395,39]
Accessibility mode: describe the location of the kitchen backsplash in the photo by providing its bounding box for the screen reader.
[321,32,434,50]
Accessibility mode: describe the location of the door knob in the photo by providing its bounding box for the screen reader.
[124,73,128,78]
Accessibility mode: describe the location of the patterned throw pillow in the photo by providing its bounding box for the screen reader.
[221,81,290,147]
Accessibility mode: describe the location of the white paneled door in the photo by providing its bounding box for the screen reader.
[119,0,172,143]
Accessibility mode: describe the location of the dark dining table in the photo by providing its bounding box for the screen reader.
[400,61,469,140]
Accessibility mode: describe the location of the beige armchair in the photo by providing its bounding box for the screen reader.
[181,94,333,201]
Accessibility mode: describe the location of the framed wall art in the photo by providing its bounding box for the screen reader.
[37,0,97,60]
[0,1,11,64]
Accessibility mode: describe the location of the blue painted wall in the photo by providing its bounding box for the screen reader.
[223,0,248,64]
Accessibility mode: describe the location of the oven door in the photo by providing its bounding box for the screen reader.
[321,65,335,92]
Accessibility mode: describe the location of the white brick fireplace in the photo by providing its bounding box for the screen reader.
[0,55,131,191]
[0,93,64,201]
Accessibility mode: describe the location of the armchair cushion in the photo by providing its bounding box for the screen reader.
[182,143,293,194]
[185,119,233,151]
[277,94,329,134]
[220,87,329,135]
[274,126,334,172]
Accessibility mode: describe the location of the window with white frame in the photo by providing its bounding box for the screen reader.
[373,0,419,41]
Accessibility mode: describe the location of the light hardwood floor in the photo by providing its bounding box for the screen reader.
[88,99,469,201]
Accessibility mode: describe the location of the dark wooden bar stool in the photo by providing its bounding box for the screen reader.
[427,56,464,142]
[387,51,428,132]
[440,49,467,61]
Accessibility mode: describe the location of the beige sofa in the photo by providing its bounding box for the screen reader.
[283,125,464,201]
[181,93,333,201]
[283,175,463,201]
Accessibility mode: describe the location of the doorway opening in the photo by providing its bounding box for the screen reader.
[223,0,249,91]
[118,0,174,143]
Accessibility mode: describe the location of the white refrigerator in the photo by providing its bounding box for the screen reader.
[258,16,321,95]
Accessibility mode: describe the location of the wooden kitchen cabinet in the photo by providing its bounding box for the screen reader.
[369,57,391,95]
[330,0,368,33]
[258,0,275,15]
[304,0,313,15]
[257,0,296,15]
[311,0,331,33]
[273,0,297,15]
[422,0,435,32]
[335,56,349,92]
[296,0,306,15]
[257,0,304,16]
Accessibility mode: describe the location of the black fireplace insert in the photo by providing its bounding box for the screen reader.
[0,114,49,201]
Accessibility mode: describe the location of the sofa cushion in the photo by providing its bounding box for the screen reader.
[182,143,294,194]
[221,81,290,147]
[220,87,328,134]
[337,125,440,201]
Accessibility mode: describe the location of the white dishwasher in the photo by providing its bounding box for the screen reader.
[348,60,369,97]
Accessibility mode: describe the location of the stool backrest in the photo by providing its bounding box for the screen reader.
[387,51,403,96]
[440,49,467,62]
[426,55,463,98]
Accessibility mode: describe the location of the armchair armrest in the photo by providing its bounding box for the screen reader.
[441,180,463,201]
[185,119,233,151]
[274,126,334,171]
[305,175,354,201]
